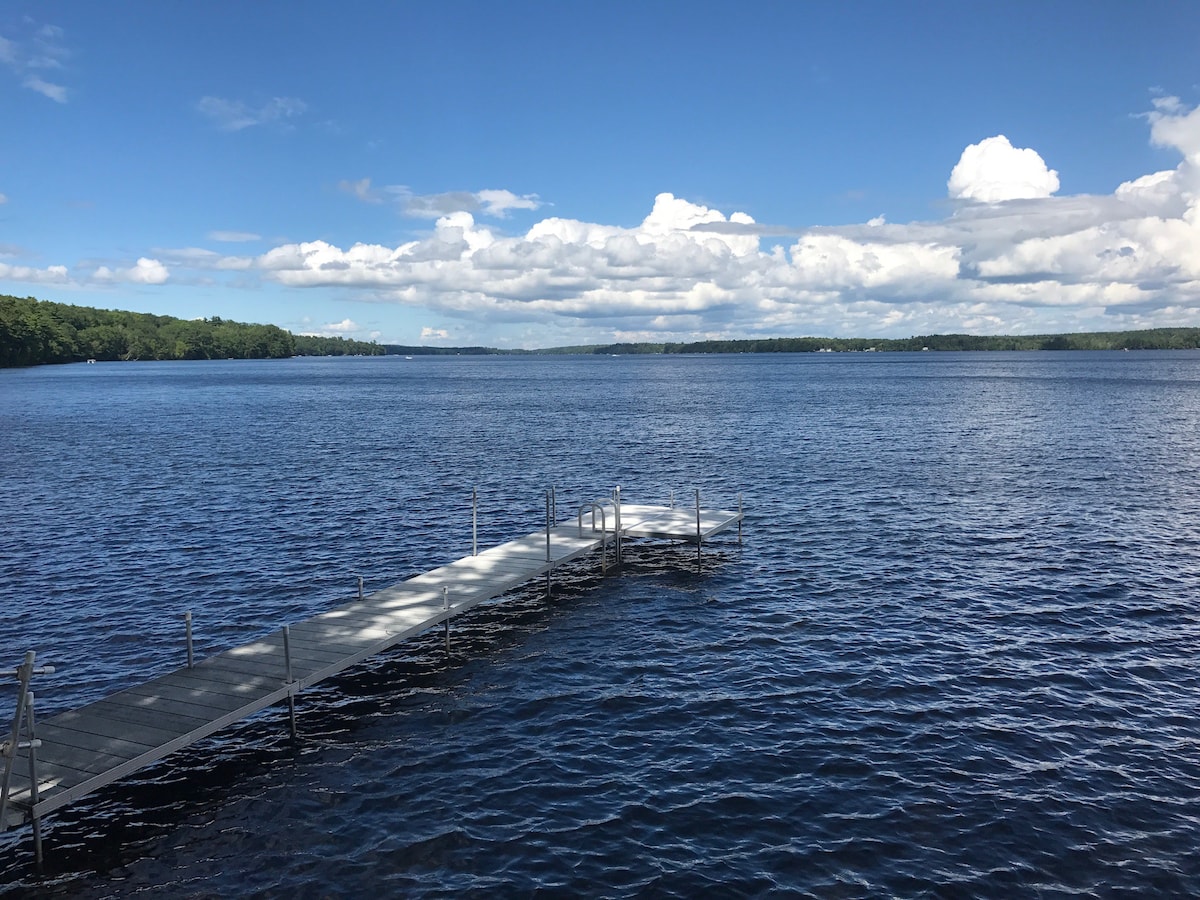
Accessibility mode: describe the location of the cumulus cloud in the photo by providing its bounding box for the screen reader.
[948,135,1060,202]
[197,96,307,131]
[421,326,450,340]
[92,257,170,285]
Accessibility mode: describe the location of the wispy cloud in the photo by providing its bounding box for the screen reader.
[208,230,261,243]
[342,184,544,219]
[23,74,66,103]
[196,96,307,131]
[401,187,542,218]
[338,178,382,204]
[0,21,70,103]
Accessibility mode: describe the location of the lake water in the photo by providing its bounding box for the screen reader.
[2,352,1200,896]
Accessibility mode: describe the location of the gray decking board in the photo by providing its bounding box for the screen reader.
[116,680,272,716]
[26,726,155,773]
[78,698,214,735]
[37,711,183,750]
[3,498,743,841]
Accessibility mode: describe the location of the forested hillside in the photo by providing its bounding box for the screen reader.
[0,295,382,367]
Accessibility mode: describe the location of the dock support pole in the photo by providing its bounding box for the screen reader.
[738,493,743,544]
[282,626,297,739]
[695,489,703,565]
[185,612,194,669]
[472,486,478,556]
[613,486,622,565]
[26,691,41,872]
[357,575,364,602]
[545,491,552,598]
[443,587,451,655]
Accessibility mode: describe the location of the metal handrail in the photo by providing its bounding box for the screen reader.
[578,500,616,573]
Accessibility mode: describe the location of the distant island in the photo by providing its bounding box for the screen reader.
[4,293,1200,368]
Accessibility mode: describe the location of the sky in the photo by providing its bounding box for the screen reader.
[2,1,1199,348]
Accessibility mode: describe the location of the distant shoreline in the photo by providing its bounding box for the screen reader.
[382,329,1200,356]
[5,294,1200,367]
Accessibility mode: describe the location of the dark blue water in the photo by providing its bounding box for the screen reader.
[2,352,1200,896]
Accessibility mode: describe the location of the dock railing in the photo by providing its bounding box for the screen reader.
[1,651,54,869]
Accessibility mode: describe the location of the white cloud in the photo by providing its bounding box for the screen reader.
[421,326,450,340]
[23,75,66,103]
[197,96,307,131]
[0,193,7,204]
[1147,94,1200,165]
[0,262,69,284]
[93,257,170,285]
[376,185,543,219]
[208,230,261,243]
[298,318,365,338]
[948,135,1060,202]
[476,189,543,217]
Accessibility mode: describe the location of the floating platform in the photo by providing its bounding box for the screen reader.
[0,489,743,868]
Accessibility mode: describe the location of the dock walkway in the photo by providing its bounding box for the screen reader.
[1,490,742,867]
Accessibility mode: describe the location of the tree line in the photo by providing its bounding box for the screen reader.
[6,293,1200,368]
[0,295,383,367]
[543,329,1200,355]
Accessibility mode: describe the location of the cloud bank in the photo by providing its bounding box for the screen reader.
[242,97,1200,342]
[6,95,1200,344]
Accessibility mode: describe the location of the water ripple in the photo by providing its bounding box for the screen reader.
[3,354,1200,895]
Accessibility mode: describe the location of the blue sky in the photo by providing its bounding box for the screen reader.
[2,2,1199,347]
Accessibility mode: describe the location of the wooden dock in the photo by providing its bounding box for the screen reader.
[0,489,742,867]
